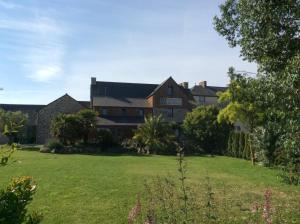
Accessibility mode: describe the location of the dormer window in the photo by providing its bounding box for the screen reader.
[167,86,173,96]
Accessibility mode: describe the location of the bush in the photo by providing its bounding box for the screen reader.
[182,105,233,155]
[47,140,64,151]
[96,129,115,148]
[0,176,42,224]
[226,132,251,160]
[130,115,176,154]
[51,114,83,145]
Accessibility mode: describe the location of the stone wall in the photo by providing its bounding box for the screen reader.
[36,94,85,144]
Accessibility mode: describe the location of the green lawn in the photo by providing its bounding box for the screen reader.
[0,150,299,223]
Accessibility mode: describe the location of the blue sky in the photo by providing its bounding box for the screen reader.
[0,0,256,104]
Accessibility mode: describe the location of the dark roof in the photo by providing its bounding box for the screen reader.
[93,97,151,108]
[91,81,158,98]
[147,76,172,98]
[0,104,45,111]
[190,85,218,97]
[97,116,144,126]
[190,85,227,97]
[78,101,90,108]
[207,86,228,92]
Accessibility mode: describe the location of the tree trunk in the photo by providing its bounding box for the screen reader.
[249,133,255,166]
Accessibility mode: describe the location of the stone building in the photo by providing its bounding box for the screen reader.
[0,77,227,144]
[36,94,87,144]
[0,94,88,144]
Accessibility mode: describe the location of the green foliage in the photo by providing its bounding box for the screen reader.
[132,115,175,154]
[46,140,64,152]
[0,109,27,144]
[214,0,300,73]
[0,144,19,166]
[182,105,233,154]
[96,129,115,148]
[51,113,83,145]
[0,176,42,224]
[214,0,300,182]
[226,132,251,160]
[128,152,296,224]
[77,109,98,144]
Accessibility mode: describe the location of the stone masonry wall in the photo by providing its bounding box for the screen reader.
[36,94,84,144]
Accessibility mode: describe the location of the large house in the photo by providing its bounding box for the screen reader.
[0,77,227,144]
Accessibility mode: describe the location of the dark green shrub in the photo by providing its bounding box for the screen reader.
[183,105,233,155]
[132,115,176,154]
[0,176,42,224]
[226,132,252,160]
[46,140,64,152]
[51,114,83,145]
[97,129,115,148]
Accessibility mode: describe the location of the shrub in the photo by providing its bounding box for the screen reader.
[46,140,64,153]
[0,109,28,144]
[182,105,233,155]
[96,129,115,148]
[0,176,42,224]
[77,109,98,144]
[131,115,176,154]
[51,114,83,145]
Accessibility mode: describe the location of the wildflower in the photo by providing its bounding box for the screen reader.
[262,189,272,224]
[250,202,259,213]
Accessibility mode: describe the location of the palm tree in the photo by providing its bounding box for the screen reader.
[133,115,175,154]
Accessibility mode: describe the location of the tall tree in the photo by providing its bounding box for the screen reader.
[214,0,300,73]
[214,0,300,181]
[217,69,262,164]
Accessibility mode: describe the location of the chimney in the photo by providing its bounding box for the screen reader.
[91,77,96,85]
[180,82,189,89]
[199,81,207,88]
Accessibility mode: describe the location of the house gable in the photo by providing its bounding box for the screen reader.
[36,94,85,144]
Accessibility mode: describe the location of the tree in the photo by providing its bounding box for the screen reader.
[217,68,263,164]
[182,105,233,155]
[0,109,27,144]
[132,115,175,154]
[214,0,300,182]
[51,114,83,145]
[77,109,98,144]
[214,0,300,73]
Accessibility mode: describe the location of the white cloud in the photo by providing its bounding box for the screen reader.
[28,65,61,82]
[0,14,65,82]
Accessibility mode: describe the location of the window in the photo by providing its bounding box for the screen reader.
[167,86,173,96]
[167,108,173,118]
[194,96,205,103]
[101,108,108,116]
[122,108,127,116]
[138,109,144,117]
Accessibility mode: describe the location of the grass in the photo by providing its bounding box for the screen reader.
[0,150,299,223]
